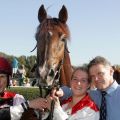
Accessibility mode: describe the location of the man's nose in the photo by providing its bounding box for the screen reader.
[94,76,99,81]
[77,81,81,85]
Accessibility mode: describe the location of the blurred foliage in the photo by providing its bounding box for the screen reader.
[0,52,37,78]
[1,51,120,79]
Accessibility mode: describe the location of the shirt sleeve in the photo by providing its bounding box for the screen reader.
[10,104,24,120]
[60,86,72,100]
[10,94,27,120]
[13,94,26,105]
[53,106,68,120]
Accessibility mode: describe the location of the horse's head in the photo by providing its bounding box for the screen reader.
[35,5,70,86]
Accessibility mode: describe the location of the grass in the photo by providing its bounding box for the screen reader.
[7,86,40,100]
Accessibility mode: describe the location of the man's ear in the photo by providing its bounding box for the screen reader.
[110,66,114,76]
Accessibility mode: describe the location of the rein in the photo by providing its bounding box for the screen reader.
[38,58,64,97]
[30,44,37,52]
[37,59,63,120]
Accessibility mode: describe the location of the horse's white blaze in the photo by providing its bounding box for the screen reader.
[39,61,48,80]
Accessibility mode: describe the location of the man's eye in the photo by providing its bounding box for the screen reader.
[98,72,105,76]
[73,78,77,81]
[82,79,88,82]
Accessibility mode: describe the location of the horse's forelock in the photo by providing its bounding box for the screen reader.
[37,18,70,39]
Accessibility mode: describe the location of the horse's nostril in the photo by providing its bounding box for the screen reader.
[49,69,54,77]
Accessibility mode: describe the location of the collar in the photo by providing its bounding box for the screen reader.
[0,91,16,99]
[0,92,4,97]
[97,80,119,96]
[106,80,119,96]
[62,93,99,114]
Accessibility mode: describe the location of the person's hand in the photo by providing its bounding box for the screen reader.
[46,93,61,110]
[53,95,60,108]
[29,98,47,111]
[46,95,53,110]
[51,88,64,98]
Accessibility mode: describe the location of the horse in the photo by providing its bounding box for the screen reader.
[21,4,72,120]
[35,5,72,88]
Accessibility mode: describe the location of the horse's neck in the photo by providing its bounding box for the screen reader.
[60,51,72,87]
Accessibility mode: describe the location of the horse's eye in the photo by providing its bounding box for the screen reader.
[61,38,66,42]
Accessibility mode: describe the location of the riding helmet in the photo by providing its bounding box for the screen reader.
[0,56,12,76]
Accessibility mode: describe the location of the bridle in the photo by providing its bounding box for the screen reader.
[36,30,67,120]
[38,58,64,98]
[37,58,64,120]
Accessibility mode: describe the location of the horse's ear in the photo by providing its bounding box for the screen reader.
[59,5,68,23]
[38,5,47,23]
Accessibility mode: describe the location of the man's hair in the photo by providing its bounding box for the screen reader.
[88,56,111,70]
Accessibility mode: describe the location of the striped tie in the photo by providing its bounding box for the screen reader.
[100,91,107,120]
